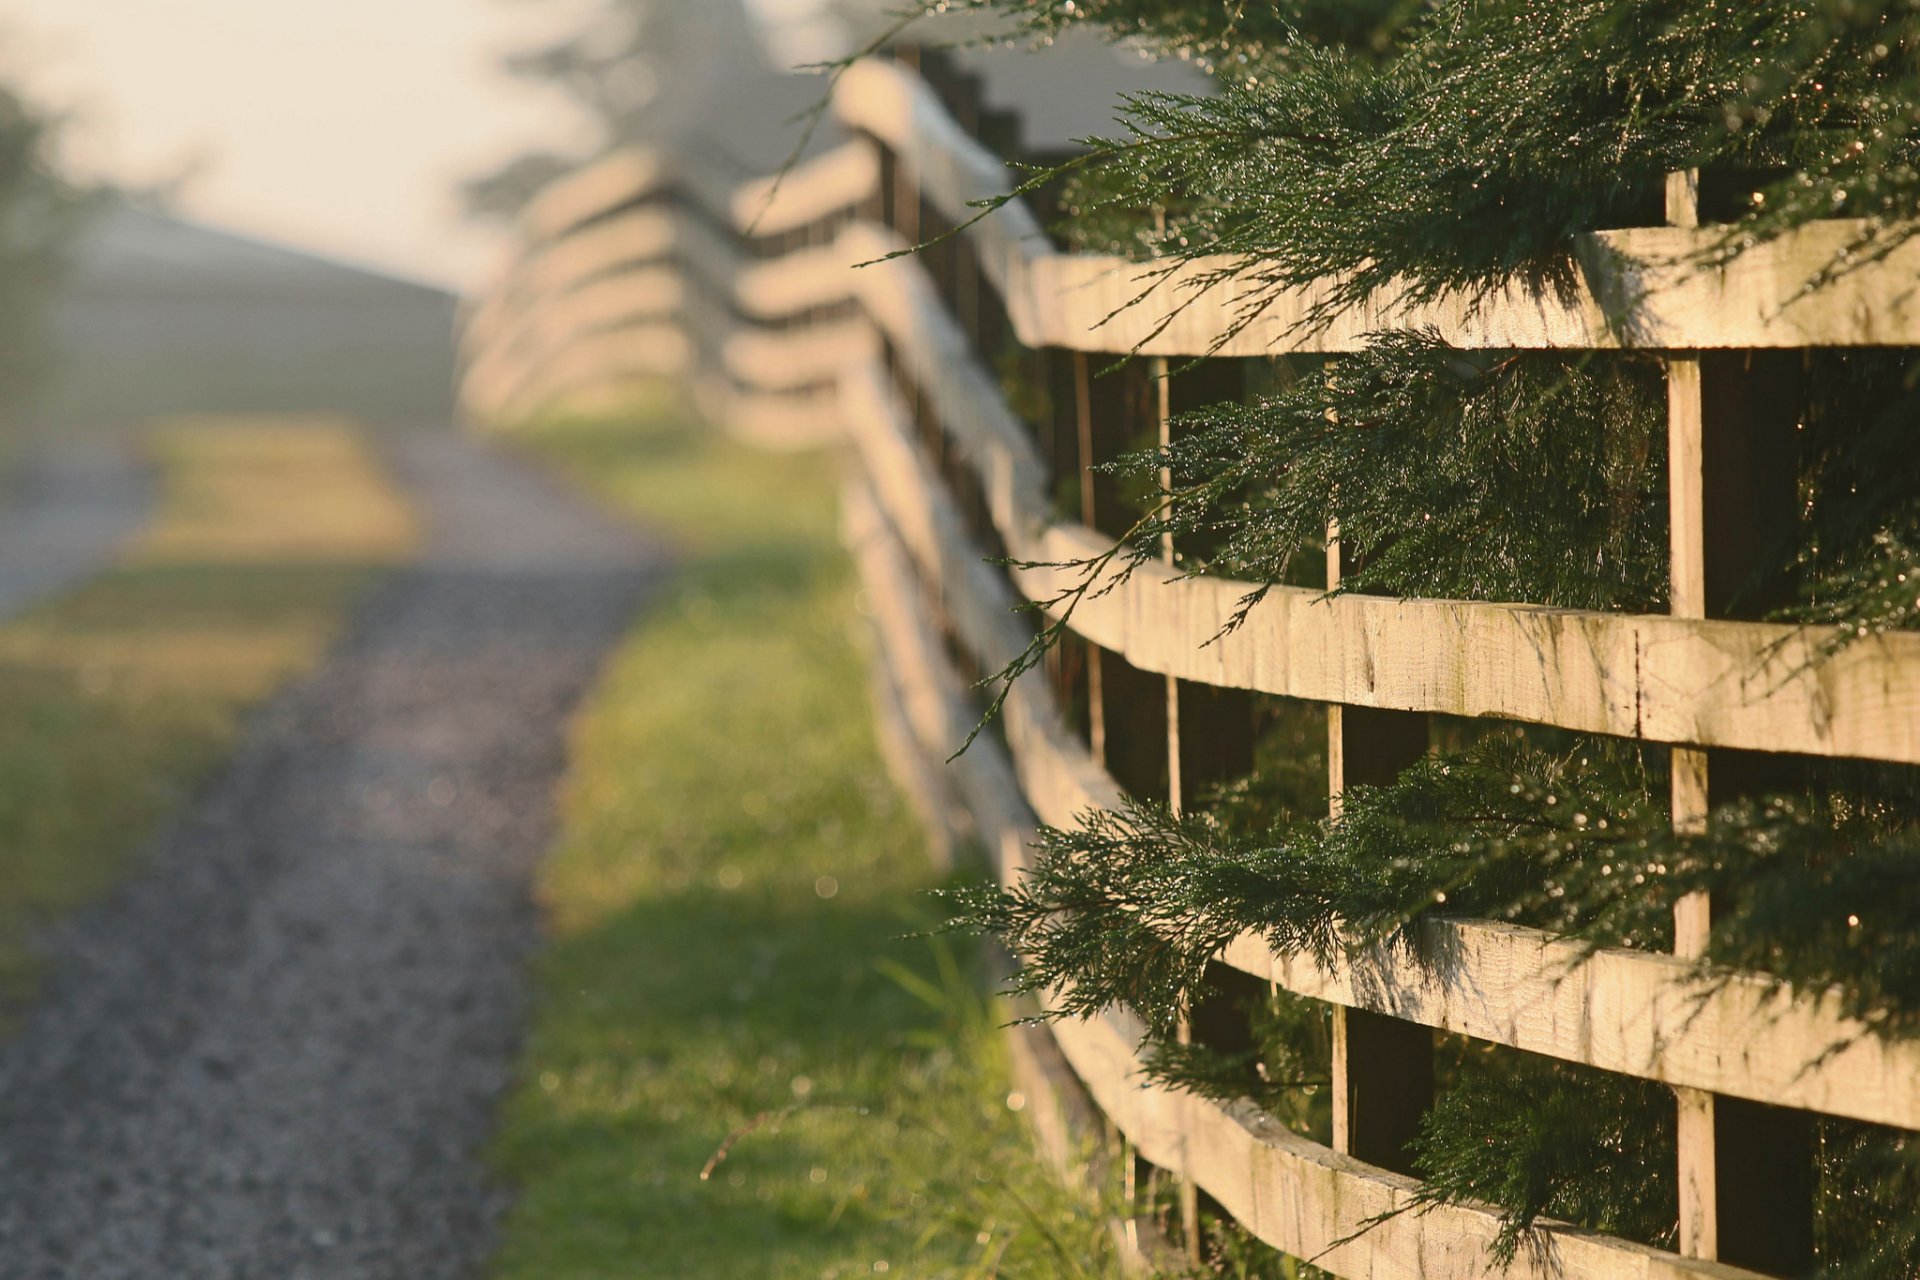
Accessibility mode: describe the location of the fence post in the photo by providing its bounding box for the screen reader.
[1666,168,1815,1275]
[1155,356,1263,1256]
[891,46,922,251]
[1326,528,1433,1170]
[1163,358,1257,814]
[1074,354,1170,801]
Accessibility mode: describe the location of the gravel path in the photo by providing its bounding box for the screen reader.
[0,430,663,1279]
[0,437,152,621]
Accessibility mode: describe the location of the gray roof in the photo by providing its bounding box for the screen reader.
[69,204,457,302]
[41,204,459,427]
[946,27,1214,152]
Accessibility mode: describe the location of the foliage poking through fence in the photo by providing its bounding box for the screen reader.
[1120,332,1670,617]
[1027,1,1920,335]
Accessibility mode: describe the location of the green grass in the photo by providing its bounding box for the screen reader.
[0,416,415,1014]
[490,399,1129,1279]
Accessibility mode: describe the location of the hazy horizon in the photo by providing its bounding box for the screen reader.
[0,0,602,293]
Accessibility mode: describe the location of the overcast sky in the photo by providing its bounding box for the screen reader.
[0,0,603,292]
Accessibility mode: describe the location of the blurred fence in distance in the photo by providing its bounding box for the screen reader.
[459,47,1920,1279]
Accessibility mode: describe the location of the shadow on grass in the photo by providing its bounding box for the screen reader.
[494,875,1026,1274]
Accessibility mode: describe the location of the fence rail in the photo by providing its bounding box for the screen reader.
[461,51,1920,1279]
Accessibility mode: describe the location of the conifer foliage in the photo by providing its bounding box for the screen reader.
[0,82,89,412]
[918,0,1920,1272]
[1119,332,1671,615]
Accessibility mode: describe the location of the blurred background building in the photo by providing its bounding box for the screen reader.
[40,205,458,429]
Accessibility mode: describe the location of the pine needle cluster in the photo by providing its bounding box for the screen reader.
[1120,332,1669,616]
[944,735,1920,1267]
[1774,350,1920,644]
[950,732,1920,1037]
[1411,1048,1678,1263]
[1024,1,1920,333]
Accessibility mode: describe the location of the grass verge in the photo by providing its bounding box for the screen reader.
[490,399,1129,1279]
[0,416,415,1013]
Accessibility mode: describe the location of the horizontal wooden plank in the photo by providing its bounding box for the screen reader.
[731,140,879,239]
[847,472,1180,1270]
[734,241,865,320]
[466,206,679,354]
[1023,221,1920,356]
[835,58,1920,353]
[838,223,1053,540]
[1051,1007,1767,1280]
[473,220,857,402]
[689,377,842,451]
[512,146,663,247]
[838,360,1122,825]
[546,266,684,334]
[509,137,868,256]
[464,267,686,406]
[831,61,1053,336]
[526,207,678,300]
[1221,921,1920,1134]
[842,475,1035,864]
[1015,525,1920,767]
[486,325,689,423]
[722,318,875,393]
[856,581,965,869]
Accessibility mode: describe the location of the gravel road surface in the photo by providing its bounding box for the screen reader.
[0,430,662,1279]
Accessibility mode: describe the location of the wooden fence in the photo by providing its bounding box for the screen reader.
[460,50,1920,1278]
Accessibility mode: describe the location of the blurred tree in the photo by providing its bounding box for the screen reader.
[0,77,89,416]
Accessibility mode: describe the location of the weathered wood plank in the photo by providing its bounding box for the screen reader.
[835,58,1920,354]
[1217,920,1920,1133]
[474,206,679,343]
[493,325,691,423]
[730,140,880,239]
[841,474,1036,874]
[1050,1007,1769,1280]
[1016,536,1920,768]
[514,147,663,245]
[689,379,843,451]
[464,266,686,407]
[721,318,875,392]
[734,242,863,319]
[848,471,1177,1274]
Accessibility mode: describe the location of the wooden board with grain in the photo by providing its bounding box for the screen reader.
[834,58,1920,355]
[1050,1007,1771,1280]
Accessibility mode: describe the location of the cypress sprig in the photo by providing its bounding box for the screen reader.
[1772,351,1920,646]
[947,740,1920,1270]
[1138,994,1331,1118]
[891,2,1920,1268]
[1033,1,1920,333]
[948,734,1920,1044]
[1408,1051,1678,1264]
[939,798,1349,1036]
[1816,1122,1920,1279]
[1123,331,1670,615]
